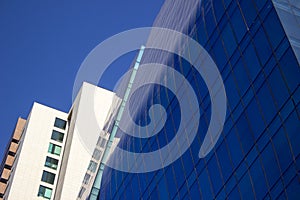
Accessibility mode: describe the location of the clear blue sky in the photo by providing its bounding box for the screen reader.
[0,1,164,162]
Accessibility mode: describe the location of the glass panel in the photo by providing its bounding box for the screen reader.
[41,170,56,185]
[97,137,102,147]
[99,138,107,148]
[253,27,272,65]
[54,118,67,130]
[230,6,247,42]
[38,185,52,199]
[238,173,255,199]
[51,130,64,142]
[48,143,62,156]
[256,80,277,124]
[267,67,289,108]
[221,22,237,57]
[279,48,300,92]
[198,170,213,199]
[286,176,300,199]
[45,156,59,170]
[240,0,257,27]
[83,173,91,184]
[264,9,285,49]
[92,149,102,161]
[243,43,261,80]
[88,160,97,173]
[78,187,86,198]
[249,158,268,199]
[261,142,280,187]
[44,189,52,199]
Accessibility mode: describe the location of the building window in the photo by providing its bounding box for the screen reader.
[92,149,102,161]
[44,156,59,170]
[48,143,62,156]
[88,161,97,173]
[51,130,64,142]
[37,185,52,199]
[97,137,102,146]
[54,118,67,130]
[78,187,86,198]
[41,171,55,185]
[83,173,91,184]
[99,138,107,148]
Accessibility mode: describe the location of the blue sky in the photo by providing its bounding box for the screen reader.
[0,1,164,162]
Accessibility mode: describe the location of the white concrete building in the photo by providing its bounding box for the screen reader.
[0,82,116,200]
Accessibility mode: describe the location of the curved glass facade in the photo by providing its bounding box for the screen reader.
[98,0,300,199]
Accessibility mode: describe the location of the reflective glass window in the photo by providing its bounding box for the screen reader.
[38,185,52,199]
[92,149,102,161]
[48,143,61,156]
[264,9,285,49]
[253,27,272,65]
[54,118,66,130]
[41,171,55,185]
[239,0,257,27]
[51,130,64,143]
[45,156,59,170]
[230,7,247,42]
[279,48,300,92]
[88,161,97,173]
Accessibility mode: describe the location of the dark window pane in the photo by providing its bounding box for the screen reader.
[253,0,267,12]
[198,170,213,199]
[284,110,300,156]
[41,171,55,185]
[253,27,272,65]
[279,48,300,92]
[196,19,207,45]
[92,149,102,161]
[51,130,64,142]
[228,187,240,199]
[213,0,225,22]
[99,138,107,148]
[261,143,280,187]
[226,130,243,166]
[38,185,52,199]
[249,158,268,199]
[267,67,289,108]
[230,7,247,42]
[212,39,227,68]
[54,118,67,130]
[243,43,261,80]
[225,74,240,107]
[221,22,237,57]
[256,83,277,124]
[239,0,257,27]
[286,175,300,199]
[245,99,264,140]
[216,141,233,181]
[233,59,250,95]
[204,7,216,37]
[238,173,255,199]
[88,161,97,173]
[236,113,254,154]
[45,156,59,170]
[83,173,91,184]
[264,9,285,49]
[207,156,222,193]
[78,187,86,198]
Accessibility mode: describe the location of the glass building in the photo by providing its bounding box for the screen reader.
[97,0,300,199]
